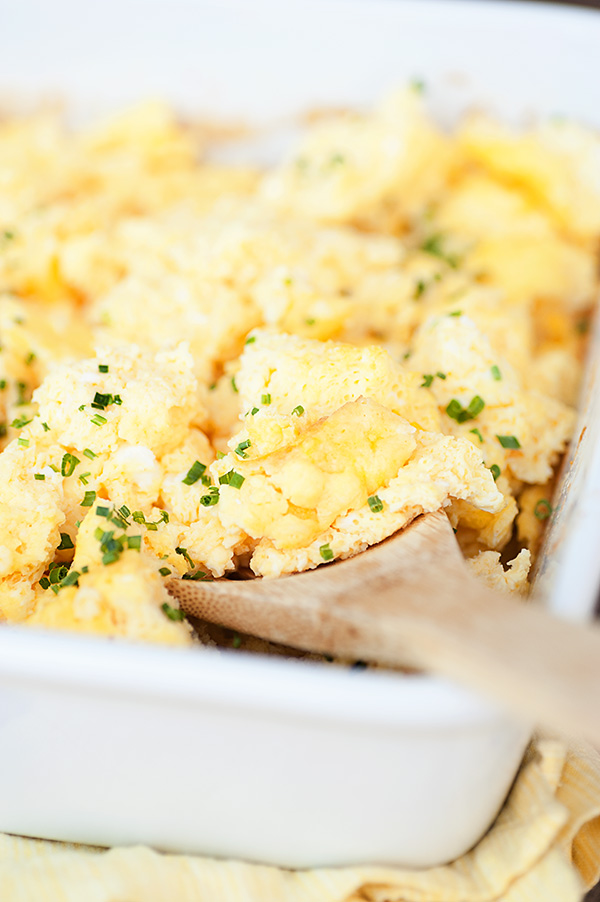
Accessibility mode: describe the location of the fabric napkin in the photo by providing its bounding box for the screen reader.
[1,739,599,902]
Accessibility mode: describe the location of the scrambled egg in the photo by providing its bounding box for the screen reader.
[0,87,596,645]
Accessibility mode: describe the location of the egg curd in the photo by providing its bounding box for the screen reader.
[0,89,595,646]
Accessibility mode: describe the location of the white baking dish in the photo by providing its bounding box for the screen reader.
[0,0,599,869]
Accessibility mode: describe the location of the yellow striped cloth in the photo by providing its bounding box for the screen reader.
[1,740,599,902]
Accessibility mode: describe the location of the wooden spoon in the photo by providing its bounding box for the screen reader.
[168,510,600,744]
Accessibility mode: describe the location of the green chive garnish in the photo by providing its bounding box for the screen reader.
[127,535,142,550]
[90,414,107,426]
[291,405,304,416]
[534,499,553,521]
[161,603,185,622]
[319,543,334,561]
[182,460,207,485]
[34,473,46,481]
[10,415,32,429]
[159,567,171,576]
[491,365,502,381]
[81,491,96,507]
[368,495,384,513]
[234,439,251,458]
[421,374,434,388]
[489,464,501,481]
[83,448,97,460]
[57,532,74,551]
[496,435,521,449]
[96,506,110,518]
[42,422,50,432]
[175,547,194,568]
[261,393,271,405]
[219,470,245,489]
[469,428,484,443]
[98,364,109,373]
[446,396,485,423]
[18,437,29,447]
[61,453,80,477]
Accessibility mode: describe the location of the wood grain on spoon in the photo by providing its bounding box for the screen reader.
[168,510,600,745]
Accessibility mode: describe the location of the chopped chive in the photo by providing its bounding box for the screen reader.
[34,473,46,480]
[119,505,131,519]
[436,372,447,380]
[496,434,521,449]
[18,437,29,447]
[60,569,80,588]
[319,543,334,562]
[81,491,96,507]
[57,532,74,551]
[208,382,216,391]
[219,470,245,489]
[200,473,212,487]
[491,365,502,381]
[175,547,194,568]
[16,381,29,405]
[102,551,121,566]
[534,499,553,521]
[83,448,97,460]
[90,414,107,427]
[127,535,142,550]
[421,374,434,388]
[98,364,109,373]
[446,396,485,423]
[182,570,209,581]
[78,404,86,412]
[489,464,501,481]
[421,234,460,268]
[161,603,185,622]
[96,505,110,518]
[0,380,5,390]
[182,460,207,485]
[91,391,111,410]
[291,405,304,416]
[234,439,251,458]
[305,318,316,326]
[159,567,171,576]
[200,489,220,506]
[78,471,91,484]
[216,450,225,459]
[245,336,256,345]
[469,428,484,443]
[10,415,32,429]
[25,351,36,366]
[39,577,50,590]
[49,464,60,473]
[132,511,145,524]
[231,376,238,394]
[414,279,427,300]
[42,421,50,432]
[448,310,462,317]
[261,393,271,405]
[61,453,80,477]
[250,407,259,416]
[368,495,384,513]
